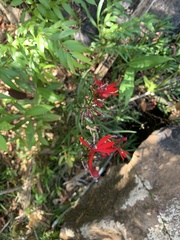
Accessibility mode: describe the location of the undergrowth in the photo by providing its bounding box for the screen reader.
[0,0,179,239]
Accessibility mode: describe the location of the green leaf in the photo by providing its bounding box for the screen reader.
[119,67,135,105]
[51,29,76,40]
[38,88,64,103]
[76,0,96,27]
[52,6,64,20]
[63,40,88,52]
[14,79,34,93]
[62,2,76,18]
[0,115,21,123]
[57,48,68,68]
[0,106,7,114]
[71,52,91,64]
[26,120,35,149]
[85,0,96,5]
[13,103,26,113]
[66,53,75,74]
[0,134,7,151]
[37,4,47,17]
[10,0,23,6]
[97,0,105,25]
[36,34,45,57]
[25,105,53,116]
[13,119,27,130]
[128,56,173,70]
[36,113,60,122]
[0,69,20,90]
[39,0,51,10]
[143,76,157,93]
[38,131,49,146]
[0,93,13,99]
[0,122,14,131]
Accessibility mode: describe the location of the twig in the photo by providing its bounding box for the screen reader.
[33,228,40,240]
[0,186,22,196]
[129,91,152,102]
[51,204,76,229]
[0,217,11,233]
[98,153,114,176]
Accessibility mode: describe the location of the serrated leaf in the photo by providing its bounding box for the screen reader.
[0,134,7,151]
[129,56,173,70]
[25,105,53,116]
[119,67,135,105]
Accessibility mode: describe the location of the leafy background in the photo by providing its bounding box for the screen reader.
[0,0,179,239]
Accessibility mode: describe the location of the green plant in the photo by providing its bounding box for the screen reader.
[0,0,179,238]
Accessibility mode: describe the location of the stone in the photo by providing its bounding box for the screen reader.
[60,125,180,239]
[132,0,180,31]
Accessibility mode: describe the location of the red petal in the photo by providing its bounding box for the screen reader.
[94,75,103,87]
[96,135,112,147]
[94,98,104,107]
[96,143,115,152]
[115,148,129,160]
[79,136,92,149]
[115,137,127,143]
[88,152,100,178]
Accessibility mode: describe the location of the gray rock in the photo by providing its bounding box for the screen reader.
[132,0,180,30]
[60,125,180,239]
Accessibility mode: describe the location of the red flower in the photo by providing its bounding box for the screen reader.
[79,135,129,179]
[79,135,115,179]
[93,98,104,108]
[93,75,118,99]
[79,135,115,156]
[114,147,130,160]
[87,152,100,179]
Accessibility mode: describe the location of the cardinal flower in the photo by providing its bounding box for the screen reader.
[79,135,129,179]
[79,135,115,179]
[93,75,118,99]
[87,151,100,179]
[79,135,115,156]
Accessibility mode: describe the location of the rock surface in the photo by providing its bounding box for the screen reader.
[60,125,180,240]
[132,0,180,31]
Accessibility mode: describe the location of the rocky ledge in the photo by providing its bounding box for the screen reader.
[60,125,180,240]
